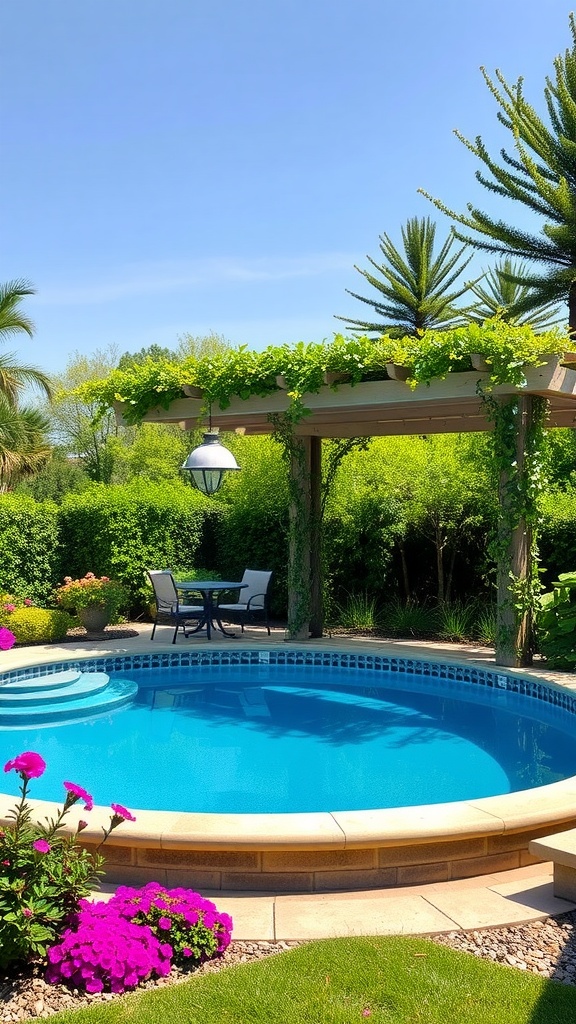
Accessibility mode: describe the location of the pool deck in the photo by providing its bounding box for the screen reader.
[3,624,576,939]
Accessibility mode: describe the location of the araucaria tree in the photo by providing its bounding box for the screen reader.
[420,13,576,333]
[337,216,478,336]
[470,257,564,330]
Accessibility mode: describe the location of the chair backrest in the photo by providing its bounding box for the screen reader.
[147,570,179,612]
[240,570,272,608]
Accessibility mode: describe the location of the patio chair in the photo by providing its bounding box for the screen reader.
[217,569,273,635]
[147,570,204,644]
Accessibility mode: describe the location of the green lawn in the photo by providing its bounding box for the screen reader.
[48,935,576,1024]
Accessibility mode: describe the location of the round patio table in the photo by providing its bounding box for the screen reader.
[175,580,247,640]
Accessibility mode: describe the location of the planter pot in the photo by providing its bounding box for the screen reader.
[470,353,490,372]
[77,606,109,632]
[385,363,411,382]
[323,371,351,386]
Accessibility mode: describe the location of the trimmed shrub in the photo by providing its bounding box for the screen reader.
[6,607,75,644]
[57,481,225,612]
[0,495,61,602]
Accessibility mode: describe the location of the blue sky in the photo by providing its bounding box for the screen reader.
[1,0,572,375]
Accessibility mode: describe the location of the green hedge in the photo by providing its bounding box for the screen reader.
[211,436,289,617]
[57,482,225,611]
[0,495,61,602]
[539,490,576,587]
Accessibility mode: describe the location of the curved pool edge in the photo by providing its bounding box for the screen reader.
[2,634,576,893]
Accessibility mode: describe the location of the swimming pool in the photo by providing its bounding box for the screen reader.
[2,644,576,892]
[3,659,576,815]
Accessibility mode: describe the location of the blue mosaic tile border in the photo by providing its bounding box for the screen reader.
[1,649,575,715]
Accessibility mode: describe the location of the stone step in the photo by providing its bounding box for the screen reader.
[0,672,110,707]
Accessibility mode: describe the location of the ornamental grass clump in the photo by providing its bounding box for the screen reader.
[109,881,233,968]
[54,573,128,620]
[0,751,136,969]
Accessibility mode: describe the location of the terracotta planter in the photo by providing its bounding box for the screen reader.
[78,606,109,632]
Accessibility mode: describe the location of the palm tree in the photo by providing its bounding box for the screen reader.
[0,280,52,402]
[336,217,479,336]
[0,279,53,487]
[420,14,576,333]
[470,257,565,329]
[0,397,52,490]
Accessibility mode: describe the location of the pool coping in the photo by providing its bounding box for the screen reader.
[2,630,576,893]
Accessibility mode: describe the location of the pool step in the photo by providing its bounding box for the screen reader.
[0,672,137,726]
[0,672,110,707]
[0,669,82,693]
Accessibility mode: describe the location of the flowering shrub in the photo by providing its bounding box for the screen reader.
[0,751,135,969]
[45,901,172,993]
[0,592,33,627]
[45,883,233,994]
[53,573,128,620]
[110,882,233,968]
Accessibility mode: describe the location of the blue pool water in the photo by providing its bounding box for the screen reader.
[2,661,576,814]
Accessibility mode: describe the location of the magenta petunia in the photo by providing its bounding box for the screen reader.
[0,627,16,651]
[4,751,46,778]
[64,781,94,811]
[158,917,172,931]
[33,839,51,854]
[111,803,136,822]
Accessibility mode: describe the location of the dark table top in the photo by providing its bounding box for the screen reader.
[176,580,247,592]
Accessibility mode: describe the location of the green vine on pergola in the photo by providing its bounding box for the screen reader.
[80,321,568,426]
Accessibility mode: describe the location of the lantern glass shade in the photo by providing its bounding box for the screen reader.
[181,432,240,495]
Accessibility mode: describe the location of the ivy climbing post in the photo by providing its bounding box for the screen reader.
[287,434,312,639]
[490,394,547,668]
[309,436,323,638]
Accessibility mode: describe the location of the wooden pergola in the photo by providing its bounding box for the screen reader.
[115,356,576,667]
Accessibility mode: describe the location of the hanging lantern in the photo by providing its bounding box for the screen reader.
[181,430,240,495]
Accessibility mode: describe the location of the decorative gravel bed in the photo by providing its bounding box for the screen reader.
[3,913,576,1021]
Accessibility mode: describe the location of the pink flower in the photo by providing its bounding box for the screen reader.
[0,627,16,651]
[64,781,94,811]
[77,820,88,832]
[33,839,51,854]
[4,751,46,778]
[110,803,136,823]
[23,598,32,606]
[3,603,15,612]
[2,860,9,866]
[22,908,33,918]
[158,917,172,931]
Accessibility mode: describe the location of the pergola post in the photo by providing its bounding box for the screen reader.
[309,436,323,637]
[287,435,312,639]
[495,395,537,668]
